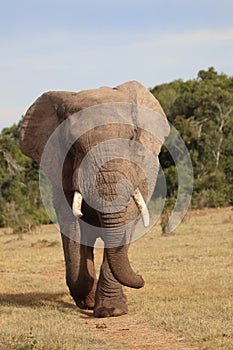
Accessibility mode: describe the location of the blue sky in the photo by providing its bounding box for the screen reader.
[1,0,233,131]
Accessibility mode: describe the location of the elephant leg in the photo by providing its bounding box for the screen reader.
[94,250,128,317]
[53,188,97,309]
[61,234,97,310]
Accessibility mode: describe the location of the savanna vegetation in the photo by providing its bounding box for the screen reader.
[0,67,232,231]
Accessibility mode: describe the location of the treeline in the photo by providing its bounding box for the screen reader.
[0,67,232,230]
[0,122,50,230]
[152,67,233,208]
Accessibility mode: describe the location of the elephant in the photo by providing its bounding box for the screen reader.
[19,81,169,317]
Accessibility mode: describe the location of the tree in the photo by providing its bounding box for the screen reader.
[152,67,233,208]
[0,121,50,231]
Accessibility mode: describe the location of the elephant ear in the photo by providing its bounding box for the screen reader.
[20,92,64,163]
[117,81,170,157]
[116,80,166,117]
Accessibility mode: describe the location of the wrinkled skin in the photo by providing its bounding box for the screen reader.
[20,81,169,317]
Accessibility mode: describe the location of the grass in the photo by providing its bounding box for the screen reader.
[0,207,233,349]
[129,207,233,349]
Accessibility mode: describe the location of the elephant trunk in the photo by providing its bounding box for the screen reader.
[71,187,146,289]
[72,158,147,289]
[106,245,145,289]
[97,184,146,289]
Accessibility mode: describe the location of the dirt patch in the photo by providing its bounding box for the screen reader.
[80,312,201,350]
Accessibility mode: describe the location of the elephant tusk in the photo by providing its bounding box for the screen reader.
[72,191,83,218]
[133,188,150,227]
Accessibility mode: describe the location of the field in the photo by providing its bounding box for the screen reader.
[0,207,233,350]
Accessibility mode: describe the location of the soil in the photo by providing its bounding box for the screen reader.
[80,311,202,350]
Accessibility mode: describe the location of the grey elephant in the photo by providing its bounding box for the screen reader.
[20,81,169,317]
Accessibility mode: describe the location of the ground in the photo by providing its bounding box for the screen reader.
[0,207,233,349]
[81,312,201,349]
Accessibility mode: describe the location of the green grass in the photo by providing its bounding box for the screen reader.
[1,207,233,349]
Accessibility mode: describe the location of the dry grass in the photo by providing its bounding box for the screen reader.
[129,207,233,349]
[0,207,233,349]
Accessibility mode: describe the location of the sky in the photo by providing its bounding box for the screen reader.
[1,0,233,131]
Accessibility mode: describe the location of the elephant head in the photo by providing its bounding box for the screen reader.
[20,81,169,290]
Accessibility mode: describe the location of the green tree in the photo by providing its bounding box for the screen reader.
[0,120,50,231]
[152,67,233,208]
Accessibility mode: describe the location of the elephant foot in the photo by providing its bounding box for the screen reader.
[94,251,128,317]
[75,294,95,310]
[94,298,128,317]
[70,281,97,310]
